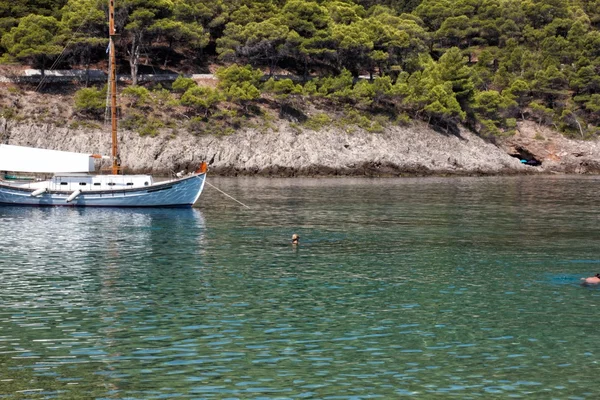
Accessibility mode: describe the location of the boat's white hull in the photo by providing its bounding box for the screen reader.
[0,173,206,207]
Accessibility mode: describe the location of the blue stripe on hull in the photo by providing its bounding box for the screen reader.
[0,174,206,207]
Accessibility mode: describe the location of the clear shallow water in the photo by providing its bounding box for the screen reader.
[2,176,600,398]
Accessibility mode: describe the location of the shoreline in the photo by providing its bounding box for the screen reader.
[2,117,600,177]
[202,164,538,178]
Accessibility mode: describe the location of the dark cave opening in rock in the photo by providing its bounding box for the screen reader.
[510,147,542,166]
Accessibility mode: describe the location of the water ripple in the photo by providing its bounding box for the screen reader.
[2,177,600,397]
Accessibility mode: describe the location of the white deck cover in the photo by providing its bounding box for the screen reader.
[0,145,95,173]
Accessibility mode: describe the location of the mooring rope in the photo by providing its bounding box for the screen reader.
[205,181,251,209]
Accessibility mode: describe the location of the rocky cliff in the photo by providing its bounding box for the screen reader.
[1,117,599,176]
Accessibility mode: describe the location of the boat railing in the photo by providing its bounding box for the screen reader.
[2,172,52,182]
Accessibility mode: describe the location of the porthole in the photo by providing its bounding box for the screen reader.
[144,182,149,186]
[79,182,87,186]
[108,182,116,186]
[60,182,68,186]
[126,182,134,186]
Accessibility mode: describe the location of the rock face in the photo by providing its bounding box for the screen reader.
[497,121,600,174]
[1,117,598,176]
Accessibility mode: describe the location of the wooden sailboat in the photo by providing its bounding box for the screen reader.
[0,0,207,207]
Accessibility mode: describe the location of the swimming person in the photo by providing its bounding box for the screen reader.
[582,274,600,284]
[292,233,299,245]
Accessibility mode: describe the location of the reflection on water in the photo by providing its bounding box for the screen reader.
[2,176,600,398]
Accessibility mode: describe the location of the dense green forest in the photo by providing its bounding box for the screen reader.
[1,0,599,137]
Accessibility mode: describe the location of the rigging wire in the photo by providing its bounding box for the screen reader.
[104,41,113,126]
[35,7,102,92]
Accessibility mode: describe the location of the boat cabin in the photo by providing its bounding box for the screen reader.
[52,174,154,191]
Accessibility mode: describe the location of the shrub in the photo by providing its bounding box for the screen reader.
[188,117,234,136]
[188,117,208,135]
[122,85,150,107]
[351,80,375,106]
[139,118,164,137]
[478,118,501,136]
[216,64,262,90]
[304,113,332,130]
[340,109,386,132]
[120,112,144,131]
[74,86,106,117]
[395,113,412,126]
[172,76,196,92]
[263,78,302,100]
[180,86,222,116]
[317,69,353,98]
[152,88,174,106]
[303,80,317,96]
[529,100,554,126]
[0,106,16,119]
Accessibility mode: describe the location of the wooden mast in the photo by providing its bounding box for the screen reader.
[108,0,119,175]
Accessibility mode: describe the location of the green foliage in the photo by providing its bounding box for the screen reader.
[327,1,364,24]
[180,86,222,115]
[436,47,474,104]
[303,79,318,96]
[0,106,17,120]
[282,0,330,38]
[121,112,164,136]
[351,80,376,106]
[151,87,175,106]
[69,120,101,130]
[389,61,466,126]
[395,113,412,126]
[120,112,145,131]
[188,117,210,135]
[60,0,107,66]
[263,78,303,103]
[331,21,374,75]
[73,86,106,117]
[570,65,600,95]
[172,76,196,92]
[1,14,64,71]
[504,79,532,109]
[188,116,236,136]
[139,119,164,137]
[215,64,262,109]
[224,81,261,104]
[422,83,465,123]
[583,94,600,118]
[478,118,502,136]
[150,18,209,49]
[263,78,302,96]
[122,85,150,107]
[304,112,333,130]
[217,18,289,71]
[529,100,555,125]
[216,64,263,89]
[472,90,517,120]
[313,69,354,100]
[5,0,600,137]
[559,107,585,137]
[532,65,569,108]
[340,108,386,132]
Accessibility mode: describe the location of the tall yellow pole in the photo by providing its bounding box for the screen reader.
[109,0,119,175]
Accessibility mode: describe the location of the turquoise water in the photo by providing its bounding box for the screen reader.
[2,176,600,398]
